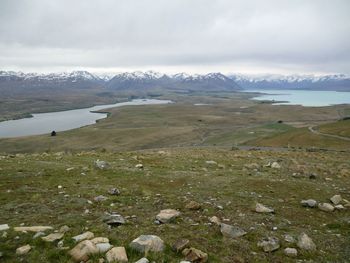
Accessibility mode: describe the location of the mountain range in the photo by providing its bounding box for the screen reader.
[1,70,349,92]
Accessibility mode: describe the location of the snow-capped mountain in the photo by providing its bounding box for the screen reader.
[229,73,350,91]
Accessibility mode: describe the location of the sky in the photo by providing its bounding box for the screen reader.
[0,0,349,75]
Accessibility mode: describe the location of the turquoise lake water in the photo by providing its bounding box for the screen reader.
[246,89,350,107]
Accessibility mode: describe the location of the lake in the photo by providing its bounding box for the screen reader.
[0,99,172,138]
[246,89,350,107]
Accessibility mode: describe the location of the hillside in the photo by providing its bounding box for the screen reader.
[0,147,349,262]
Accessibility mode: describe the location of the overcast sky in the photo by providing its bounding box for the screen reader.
[0,0,349,75]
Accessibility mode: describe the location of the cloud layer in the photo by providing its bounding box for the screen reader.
[0,0,349,74]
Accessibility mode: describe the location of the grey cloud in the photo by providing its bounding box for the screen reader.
[0,0,349,74]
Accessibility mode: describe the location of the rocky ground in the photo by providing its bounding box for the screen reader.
[0,147,349,262]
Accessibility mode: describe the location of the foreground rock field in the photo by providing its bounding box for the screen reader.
[0,147,349,262]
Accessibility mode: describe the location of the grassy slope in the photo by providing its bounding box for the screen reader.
[317,120,350,137]
[0,148,349,262]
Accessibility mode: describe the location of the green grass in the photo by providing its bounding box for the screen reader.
[0,148,349,262]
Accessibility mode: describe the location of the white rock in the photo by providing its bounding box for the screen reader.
[208,216,221,225]
[14,226,53,232]
[16,244,31,255]
[135,163,144,169]
[335,204,345,210]
[301,199,317,208]
[284,247,298,257]
[255,203,274,213]
[257,237,280,252]
[156,209,181,223]
[96,243,113,253]
[41,233,64,242]
[220,223,247,238]
[205,160,217,165]
[135,258,149,263]
[0,224,9,231]
[91,237,109,244]
[330,195,342,205]
[72,231,94,242]
[271,162,281,169]
[129,235,165,253]
[297,233,316,251]
[318,203,334,212]
[106,247,128,263]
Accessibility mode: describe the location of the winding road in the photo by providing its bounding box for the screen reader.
[308,126,350,141]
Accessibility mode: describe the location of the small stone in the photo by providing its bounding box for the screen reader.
[185,201,202,210]
[0,224,9,231]
[94,195,108,202]
[72,231,94,242]
[301,199,317,208]
[156,209,181,223]
[96,243,113,253]
[103,213,126,227]
[172,239,190,252]
[330,195,342,205]
[129,235,165,253]
[14,226,53,232]
[106,247,128,263]
[284,234,295,243]
[182,247,208,263]
[59,225,70,233]
[271,162,281,169]
[297,233,316,251]
[69,240,98,262]
[135,163,144,169]
[255,203,274,213]
[318,203,334,212]
[135,258,149,263]
[108,188,120,196]
[220,223,247,238]
[309,173,317,179]
[257,237,280,252]
[209,216,221,225]
[284,247,298,257]
[205,160,217,165]
[335,204,345,210]
[41,233,64,242]
[16,244,31,255]
[95,160,110,170]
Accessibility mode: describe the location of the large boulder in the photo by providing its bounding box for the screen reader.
[318,203,334,212]
[129,235,165,253]
[297,233,316,251]
[106,247,128,263]
[330,195,342,205]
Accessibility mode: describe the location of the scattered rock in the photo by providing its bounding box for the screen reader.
[271,162,281,169]
[108,188,120,196]
[318,203,334,212]
[16,244,31,255]
[41,232,64,242]
[172,239,190,252]
[209,216,221,225]
[205,160,217,165]
[69,240,98,262]
[301,199,317,208]
[14,226,53,232]
[95,160,110,170]
[284,247,298,257]
[330,194,342,205]
[96,243,113,253]
[182,247,208,263]
[257,237,280,252]
[156,209,181,223]
[135,258,149,263]
[335,204,345,210]
[94,195,108,202]
[255,203,274,213]
[129,235,165,253]
[0,224,9,231]
[185,201,202,210]
[220,223,247,238]
[244,163,260,170]
[106,247,128,262]
[135,163,144,169]
[309,173,317,179]
[59,225,70,233]
[103,213,126,227]
[297,233,316,251]
[284,234,295,243]
[72,231,94,242]
[33,232,45,239]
